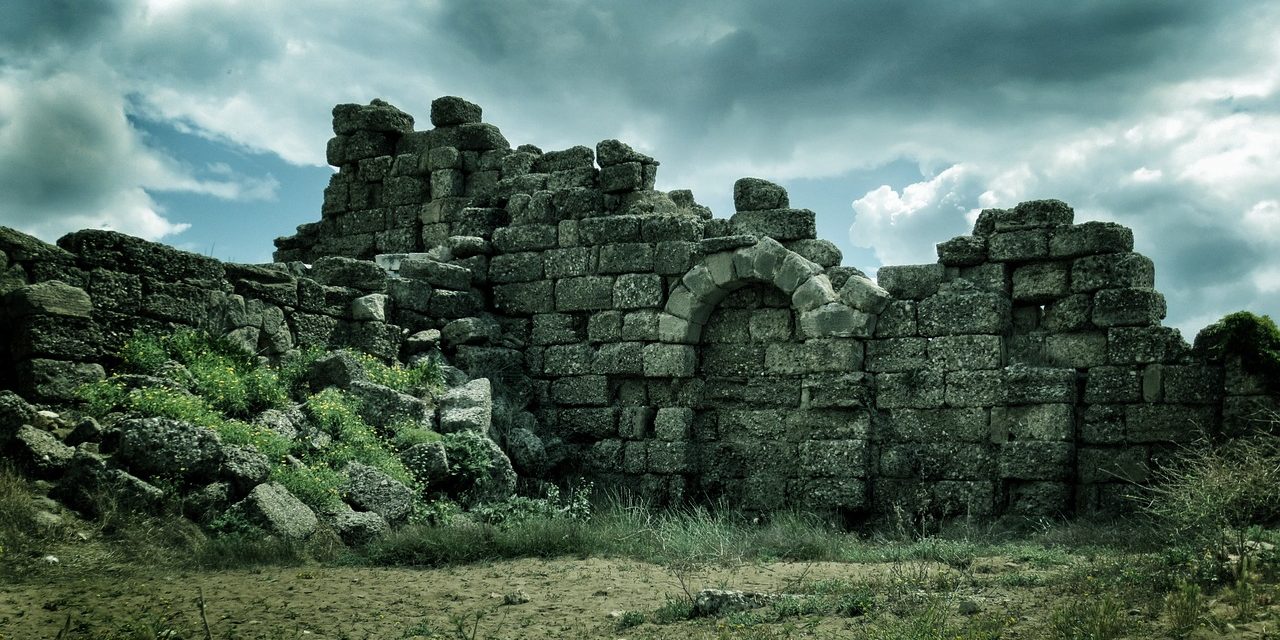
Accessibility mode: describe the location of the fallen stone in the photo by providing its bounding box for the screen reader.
[341,461,416,524]
[239,482,318,539]
[115,417,225,482]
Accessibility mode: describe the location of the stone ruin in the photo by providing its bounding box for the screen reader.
[1,95,1276,524]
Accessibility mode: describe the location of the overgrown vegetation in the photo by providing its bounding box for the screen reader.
[1195,310,1280,391]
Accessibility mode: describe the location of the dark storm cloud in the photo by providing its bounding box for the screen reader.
[0,0,124,59]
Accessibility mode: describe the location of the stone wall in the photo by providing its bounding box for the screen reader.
[2,95,1275,521]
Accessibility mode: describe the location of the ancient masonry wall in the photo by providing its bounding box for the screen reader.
[2,96,1276,520]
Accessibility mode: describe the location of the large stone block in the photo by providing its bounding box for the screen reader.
[730,208,816,241]
[1083,366,1141,403]
[700,344,765,377]
[1081,405,1125,444]
[1107,326,1186,364]
[936,235,987,266]
[492,224,558,253]
[598,243,655,274]
[555,276,614,311]
[1092,288,1165,327]
[1043,331,1108,368]
[917,284,1010,336]
[927,335,1003,370]
[334,99,415,134]
[1071,252,1154,292]
[543,343,594,375]
[579,216,642,245]
[1161,365,1222,404]
[1003,365,1076,404]
[880,407,989,443]
[1125,404,1216,442]
[593,342,645,375]
[550,375,610,406]
[17,359,105,402]
[875,369,945,409]
[1011,262,1070,302]
[987,229,1049,261]
[764,339,863,374]
[557,408,618,438]
[642,343,697,377]
[800,439,870,477]
[1049,221,1133,258]
[875,300,917,337]
[801,373,873,409]
[999,442,1073,480]
[876,264,943,300]
[990,404,1073,442]
[944,369,1003,407]
[798,303,875,339]
[733,177,789,211]
[880,442,995,480]
[488,252,543,283]
[1042,293,1092,332]
[531,313,581,345]
[996,200,1074,231]
[865,338,928,373]
[1077,446,1149,484]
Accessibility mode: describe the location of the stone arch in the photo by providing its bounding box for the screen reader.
[649,236,893,515]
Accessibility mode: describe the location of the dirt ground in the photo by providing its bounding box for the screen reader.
[1,547,1277,639]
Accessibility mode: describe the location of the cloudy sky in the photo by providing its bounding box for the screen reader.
[2,0,1278,337]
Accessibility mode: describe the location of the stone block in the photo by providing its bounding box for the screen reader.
[881,407,989,443]
[733,177,789,211]
[550,375,610,406]
[600,162,642,192]
[492,224,558,253]
[1077,446,1149,484]
[716,410,788,441]
[837,274,892,313]
[430,96,482,127]
[1043,331,1107,368]
[655,407,694,441]
[990,404,1073,442]
[748,308,793,341]
[657,313,701,343]
[1107,326,1186,364]
[555,276,614,311]
[1011,262,1070,302]
[957,262,1008,292]
[704,309,751,343]
[619,406,655,439]
[944,369,1003,407]
[801,373,873,409]
[17,359,105,402]
[987,229,1049,261]
[1161,365,1222,404]
[621,309,661,341]
[1125,404,1215,442]
[543,343,594,375]
[593,341,644,375]
[1049,221,1133,257]
[1084,366,1140,403]
[764,339,863,374]
[731,208,816,241]
[488,252,543,283]
[875,300,917,337]
[791,275,837,312]
[999,442,1073,480]
[529,314,580,345]
[400,257,470,291]
[598,242,655,274]
[880,442,995,480]
[1005,481,1071,516]
[559,409,618,438]
[579,216,642,245]
[928,335,1003,370]
[1092,288,1165,327]
[866,338,928,373]
[1081,405,1125,444]
[785,239,842,268]
[1003,365,1076,404]
[917,285,1010,336]
[492,280,553,315]
[642,343,696,377]
[795,477,868,511]
[543,247,594,278]
[642,215,705,243]
[1042,294,1092,332]
[800,439,869,477]
[936,235,987,266]
[587,310,622,343]
[654,241,697,275]
[877,263,943,300]
[798,303,875,339]
[875,369,945,409]
[700,344,765,376]
[1071,252,1154,292]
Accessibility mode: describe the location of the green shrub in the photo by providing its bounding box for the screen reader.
[1194,311,1280,391]
[304,388,416,487]
[393,426,443,449]
[441,430,495,485]
[271,463,345,512]
[352,351,444,396]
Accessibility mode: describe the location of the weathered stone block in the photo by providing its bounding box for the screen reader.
[944,369,1003,407]
[731,208,816,241]
[1161,365,1222,404]
[657,313,701,343]
[653,241,697,275]
[1107,326,1185,364]
[555,276,614,311]
[586,310,622,343]
[430,96,482,127]
[598,242,655,274]
[1002,365,1076,404]
[765,339,863,374]
[1125,404,1215,442]
[917,285,1010,336]
[1049,221,1133,258]
[488,252,543,283]
[800,439,869,477]
[550,375,610,406]
[1043,331,1107,368]
[579,216,642,245]
[642,343,696,377]
[490,281,552,315]
[655,407,693,441]
[866,338,928,373]
[874,300,917,337]
[1084,366,1140,403]
[999,442,1073,480]
[492,224,557,253]
[798,303,874,339]
[1011,262,1070,302]
[936,235,987,266]
[928,335,1003,370]
[991,404,1073,442]
[1071,252,1154,292]
[733,177,789,211]
[1082,405,1125,444]
[1042,294,1092,332]
[1078,446,1149,484]
[543,247,593,278]
[957,262,1008,292]
[559,409,618,438]
[987,229,1049,261]
[747,308,792,341]
[880,442,995,480]
[876,369,945,409]
[543,343,594,375]
[1092,288,1165,327]
[593,341,644,375]
[801,373,872,409]
[877,264,943,300]
[701,344,765,377]
[1005,481,1071,516]
[881,407,989,442]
